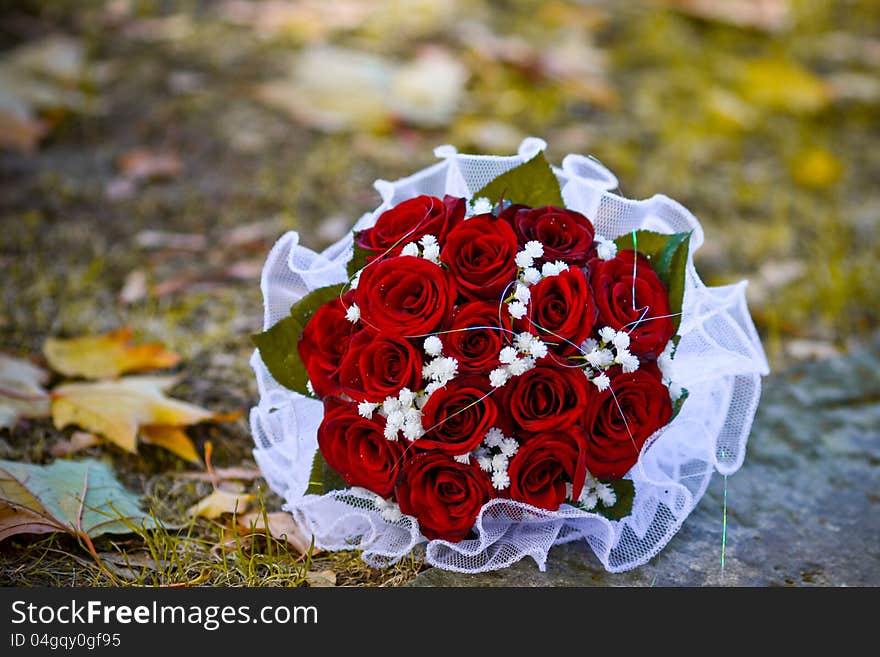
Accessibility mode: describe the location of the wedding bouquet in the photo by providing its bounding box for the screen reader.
[250,138,768,573]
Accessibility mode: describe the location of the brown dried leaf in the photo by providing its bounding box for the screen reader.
[50,431,101,458]
[118,149,182,181]
[237,511,314,554]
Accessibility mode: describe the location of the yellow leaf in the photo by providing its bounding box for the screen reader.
[238,511,315,555]
[0,354,51,429]
[187,489,253,519]
[44,327,180,380]
[791,148,843,189]
[141,425,201,464]
[51,376,214,453]
[737,58,831,115]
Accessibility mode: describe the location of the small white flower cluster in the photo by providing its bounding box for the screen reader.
[489,332,547,388]
[422,335,459,396]
[470,427,520,490]
[594,234,618,261]
[400,234,440,264]
[658,340,683,401]
[358,387,425,442]
[580,326,640,390]
[566,472,617,510]
[345,302,360,323]
[467,196,494,217]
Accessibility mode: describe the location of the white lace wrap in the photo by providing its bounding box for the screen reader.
[249,138,770,573]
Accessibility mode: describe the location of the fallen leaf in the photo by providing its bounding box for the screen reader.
[187,488,254,519]
[737,57,831,114]
[118,149,182,181]
[51,376,215,453]
[44,328,180,380]
[176,466,263,482]
[0,354,51,430]
[140,425,201,464]
[656,0,790,32]
[119,269,148,304]
[0,458,156,542]
[791,148,843,189]
[237,511,314,554]
[305,569,337,587]
[50,431,101,458]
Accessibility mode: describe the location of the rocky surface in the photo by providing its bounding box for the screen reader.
[408,337,880,586]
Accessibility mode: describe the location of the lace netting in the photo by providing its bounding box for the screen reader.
[249,138,769,573]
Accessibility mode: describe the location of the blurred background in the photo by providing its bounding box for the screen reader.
[1,0,878,368]
[0,0,878,587]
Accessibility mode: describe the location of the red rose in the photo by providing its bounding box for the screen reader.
[339,330,422,403]
[418,376,499,455]
[583,362,672,480]
[503,362,591,433]
[441,213,518,301]
[298,294,358,398]
[443,301,510,373]
[396,452,494,541]
[355,256,456,337]
[356,195,465,260]
[505,205,596,266]
[317,401,406,498]
[508,429,588,511]
[589,249,674,359]
[523,267,597,355]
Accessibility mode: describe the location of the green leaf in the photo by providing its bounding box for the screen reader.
[305,450,348,495]
[614,230,690,333]
[0,458,158,542]
[473,151,564,208]
[251,283,346,396]
[347,233,371,279]
[596,479,635,521]
[670,386,689,421]
[322,459,348,494]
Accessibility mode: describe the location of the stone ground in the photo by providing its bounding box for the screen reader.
[1,1,878,586]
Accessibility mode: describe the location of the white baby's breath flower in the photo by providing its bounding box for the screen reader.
[592,373,610,391]
[669,381,683,402]
[402,423,422,442]
[419,234,438,248]
[401,242,420,257]
[581,337,598,354]
[383,396,401,414]
[541,260,568,277]
[306,380,315,396]
[345,303,360,323]
[586,348,614,368]
[424,381,444,397]
[403,406,421,424]
[617,349,640,373]
[612,331,631,351]
[499,438,519,457]
[514,284,531,304]
[383,423,399,441]
[595,235,617,261]
[524,240,544,259]
[521,267,542,285]
[491,453,508,473]
[386,410,404,428]
[489,367,510,388]
[398,387,416,407]
[423,335,443,357]
[499,346,519,365]
[528,339,548,359]
[515,251,534,269]
[477,455,493,472]
[598,326,617,344]
[579,491,598,510]
[597,483,617,507]
[508,301,527,319]
[453,453,471,464]
[491,470,511,490]
[507,356,535,376]
[484,427,505,447]
[469,197,493,216]
[422,242,440,263]
[358,401,378,419]
[515,332,535,352]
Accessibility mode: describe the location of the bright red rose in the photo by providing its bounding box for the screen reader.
[505,205,596,266]
[508,429,588,511]
[441,213,518,301]
[317,401,406,498]
[589,249,674,359]
[355,256,456,337]
[298,294,358,398]
[418,376,499,455]
[503,362,591,433]
[523,267,596,355]
[583,362,672,480]
[396,452,494,541]
[443,301,510,373]
[338,330,422,403]
[356,195,465,261]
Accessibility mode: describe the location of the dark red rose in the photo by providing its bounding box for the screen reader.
[298,294,358,398]
[583,362,672,480]
[503,362,591,433]
[508,429,588,511]
[338,330,422,403]
[418,376,499,455]
[355,256,456,337]
[356,195,465,261]
[443,301,510,373]
[441,213,518,301]
[589,249,674,359]
[396,452,494,541]
[505,205,596,266]
[522,267,597,355]
[317,401,406,498]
